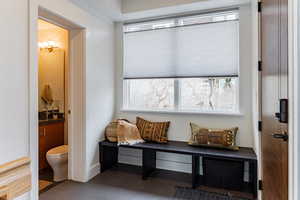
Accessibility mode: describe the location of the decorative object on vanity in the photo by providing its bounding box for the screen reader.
[136,117,170,144]
[0,157,31,200]
[41,84,54,105]
[188,123,239,151]
[39,111,64,122]
[105,119,144,145]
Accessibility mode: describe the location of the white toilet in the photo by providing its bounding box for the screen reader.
[46,145,68,182]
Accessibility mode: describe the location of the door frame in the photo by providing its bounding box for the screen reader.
[288,0,299,199]
[29,3,87,200]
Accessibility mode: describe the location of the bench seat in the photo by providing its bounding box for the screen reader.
[101,140,256,160]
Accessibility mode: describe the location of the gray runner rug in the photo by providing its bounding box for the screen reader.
[174,187,251,200]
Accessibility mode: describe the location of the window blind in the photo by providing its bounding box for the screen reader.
[123,10,239,79]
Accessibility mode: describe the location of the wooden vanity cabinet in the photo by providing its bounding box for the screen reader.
[39,122,64,170]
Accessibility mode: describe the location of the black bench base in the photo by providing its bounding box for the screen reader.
[99,141,257,198]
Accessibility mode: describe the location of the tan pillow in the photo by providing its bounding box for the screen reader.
[116,120,144,145]
[105,121,118,142]
[105,119,130,142]
[136,117,170,143]
[188,123,239,151]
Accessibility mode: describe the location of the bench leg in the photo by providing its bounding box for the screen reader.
[249,160,258,198]
[192,155,200,189]
[142,149,156,180]
[99,144,119,173]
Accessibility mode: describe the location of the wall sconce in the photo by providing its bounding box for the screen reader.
[38,41,59,52]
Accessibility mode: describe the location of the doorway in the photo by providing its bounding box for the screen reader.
[261,0,289,199]
[37,19,69,193]
[29,7,87,200]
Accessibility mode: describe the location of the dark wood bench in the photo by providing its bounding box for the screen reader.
[99,140,258,197]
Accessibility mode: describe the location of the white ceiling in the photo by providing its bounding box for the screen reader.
[121,0,211,13]
[70,0,250,21]
[69,0,122,20]
[120,0,250,21]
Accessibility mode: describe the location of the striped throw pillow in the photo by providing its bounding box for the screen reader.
[136,117,170,143]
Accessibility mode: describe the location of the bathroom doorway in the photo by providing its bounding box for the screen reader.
[37,19,70,193]
[29,7,86,199]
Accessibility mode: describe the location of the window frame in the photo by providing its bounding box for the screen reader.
[122,77,241,115]
[122,9,242,115]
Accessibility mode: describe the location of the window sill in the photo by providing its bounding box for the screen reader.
[120,108,243,117]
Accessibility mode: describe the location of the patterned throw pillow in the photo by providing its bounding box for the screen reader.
[188,123,239,151]
[136,117,170,143]
[105,119,130,143]
[105,121,118,142]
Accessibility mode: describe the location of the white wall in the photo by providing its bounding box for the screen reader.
[0,0,118,200]
[298,1,300,197]
[115,4,254,173]
[0,1,30,199]
[0,0,29,165]
[0,0,30,182]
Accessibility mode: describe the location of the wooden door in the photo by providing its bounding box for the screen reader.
[261,0,289,199]
[39,126,48,170]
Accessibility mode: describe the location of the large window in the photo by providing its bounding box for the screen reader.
[125,79,175,109]
[123,10,240,114]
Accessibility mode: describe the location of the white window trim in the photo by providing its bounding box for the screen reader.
[120,108,243,116]
[122,78,242,116]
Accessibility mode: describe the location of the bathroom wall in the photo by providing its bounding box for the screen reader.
[38,49,65,111]
[38,20,69,144]
[38,19,69,51]
[38,19,68,113]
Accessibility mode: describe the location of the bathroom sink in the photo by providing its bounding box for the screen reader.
[39,118,65,126]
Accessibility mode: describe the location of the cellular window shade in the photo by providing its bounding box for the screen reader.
[176,21,239,77]
[123,12,239,79]
[124,28,176,79]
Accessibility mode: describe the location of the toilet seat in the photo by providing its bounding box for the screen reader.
[47,145,68,158]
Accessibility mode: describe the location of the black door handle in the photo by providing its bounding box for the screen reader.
[272,133,288,141]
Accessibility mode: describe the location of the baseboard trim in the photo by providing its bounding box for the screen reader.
[87,163,100,181]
